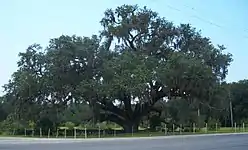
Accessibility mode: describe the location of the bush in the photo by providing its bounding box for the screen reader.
[64,122,75,129]
[207,118,221,130]
[0,114,25,135]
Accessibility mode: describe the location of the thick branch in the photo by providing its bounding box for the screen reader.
[150,107,162,116]
[133,82,167,121]
[126,31,142,50]
[98,100,127,120]
[99,113,125,127]
[121,93,132,120]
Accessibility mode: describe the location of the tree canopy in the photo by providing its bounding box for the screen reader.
[2,4,243,133]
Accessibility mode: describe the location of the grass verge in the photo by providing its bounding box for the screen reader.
[0,127,246,139]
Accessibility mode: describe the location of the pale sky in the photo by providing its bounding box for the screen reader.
[0,0,247,95]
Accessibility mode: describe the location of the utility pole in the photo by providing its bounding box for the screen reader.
[197,108,200,128]
[229,90,234,128]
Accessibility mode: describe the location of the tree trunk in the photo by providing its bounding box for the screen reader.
[123,123,139,133]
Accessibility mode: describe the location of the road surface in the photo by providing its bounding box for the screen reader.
[0,133,247,150]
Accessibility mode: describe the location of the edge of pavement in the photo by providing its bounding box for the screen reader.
[0,132,247,142]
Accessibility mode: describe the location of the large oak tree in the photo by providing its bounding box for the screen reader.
[3,5,232,133]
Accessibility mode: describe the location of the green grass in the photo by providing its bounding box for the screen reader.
[0,127,247,139]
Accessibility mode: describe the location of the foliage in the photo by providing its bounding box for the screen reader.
[64,122,76,129]
[1,4,245,134]
[230,80,248,122]
[207,118,221,130]
[0,114,24,132]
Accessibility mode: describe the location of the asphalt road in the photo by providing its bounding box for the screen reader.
[0,133,247,150]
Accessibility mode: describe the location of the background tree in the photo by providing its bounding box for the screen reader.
[230,80,248,124]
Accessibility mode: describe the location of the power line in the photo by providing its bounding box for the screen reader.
[166,4,224,28]
[165,4,248,40]
[182,3,248,34]
[191,16,222,29]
